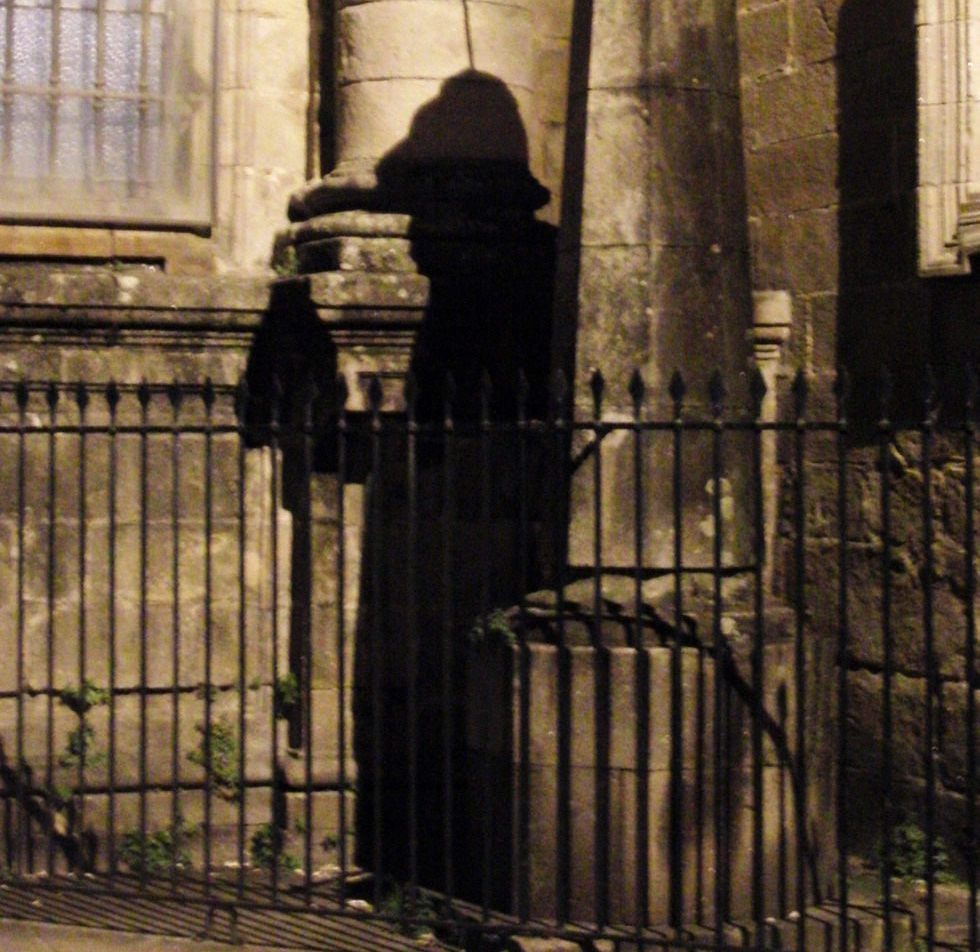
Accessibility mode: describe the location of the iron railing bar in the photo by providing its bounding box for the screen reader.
[965,371,978,952]
[336,379,349,910]
[45,384,58,876]
[301,393,315,904]
[202,382,215,918]
[835,374,850,952]
[77,385,91,859]
[439,376,456,910]
[479,374,493,922]
[631,375,650,938]
[710,376,729,951]
[138,384,150,894]
[269,380,282,904]
[107,385,119,882]
[236,387,248,901]
[792,374,808,952]
[516,372,532,924]
[406,379,419,911]
[670,374,686,931]
[879,374,895,952]
[921,380,937,952]
[368,379,384,911]
[169,384,182,895]
[750,380,766,943]
[14,385,26,877]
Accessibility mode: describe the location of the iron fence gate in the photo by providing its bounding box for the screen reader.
[0,368,974,952]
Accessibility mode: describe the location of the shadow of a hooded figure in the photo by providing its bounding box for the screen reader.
[352,71,558,908]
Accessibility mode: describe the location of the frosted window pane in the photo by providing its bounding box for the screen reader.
[0,0,215,223]
[12,8,51,86]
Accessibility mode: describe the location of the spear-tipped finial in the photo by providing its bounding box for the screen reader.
[628,368,646,414]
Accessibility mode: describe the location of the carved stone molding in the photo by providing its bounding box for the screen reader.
[918,0,980,275]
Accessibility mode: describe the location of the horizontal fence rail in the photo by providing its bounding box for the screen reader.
[0,370,973,952]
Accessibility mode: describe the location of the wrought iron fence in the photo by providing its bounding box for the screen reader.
[0,369,974,952]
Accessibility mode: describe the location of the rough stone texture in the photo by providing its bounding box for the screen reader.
[464,631,834,924]
[557,0,755,572]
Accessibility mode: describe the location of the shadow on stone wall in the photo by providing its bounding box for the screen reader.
[836,0,925,425]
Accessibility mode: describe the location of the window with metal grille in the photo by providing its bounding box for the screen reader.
[0,0,215,228]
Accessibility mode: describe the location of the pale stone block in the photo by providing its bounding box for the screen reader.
[467,0,534,90]
[250,11,310,91]
[338,78,456,162]
[340,0,468,83]
[579,89,650,247]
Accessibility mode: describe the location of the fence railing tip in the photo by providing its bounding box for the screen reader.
[749,367,767,410]
[708,369,725,409]
[628,368,646,409]
[668,369,686,404]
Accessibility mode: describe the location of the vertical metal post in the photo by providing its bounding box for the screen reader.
[76,384,90,841]
[516,370,531,923]
[301,381,314,903]
[479,371,493,921]
[167,381,182,893]
[14,381,27,876]
[878,368,895,952]
[235,379,248,900]
[921,369,937,952]
[106,382,120,882]
[792,370,809,952]
[965,366,978,952]
[405,374,419,909]
[552,371,571,926]
[710,370,728,948]
[440,374,456,910]
[269,375,282,902]
[750,369,767,938]
[368,375,384,910]
[336,374,350,909]
[835,370,850,952]
[629,370,649,939]
[45,383,58,876]
[137,382,150,891]
[202,379,215,910]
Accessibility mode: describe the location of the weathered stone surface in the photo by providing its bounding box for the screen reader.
[739,1,791,78]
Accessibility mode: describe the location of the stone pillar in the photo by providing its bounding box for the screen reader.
[281,0,555,413]
[557,0,755,575]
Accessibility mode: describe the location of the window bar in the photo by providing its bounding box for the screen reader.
[105,382,119,883]
[93,0,106,180]
[589,369,610,929]
[202,379,215,917]
[368,375,384,912]
[45,384,58,876]
[235,380,248,901]
[750,369,767,942]
[2,0,15,167]
[835,370,850,952]
[137,0,153,185]
[47,0,63,175]
[14,381,27,878]
[440,373,455,911]
[792,370,809,952]
[965,365,978,952]
[168,381,182,894]
[878,368,895,952]
[516,369,531,923]
[552,370,571,927]
[137,382,150,892]
[921,369,937,952]
[479,370,493,922]
[269,374,283,903]
[75,384,90,852]
[405,374,419,911]
[709,370,729,951]
[336,374,349,910]
[669,371,686,932]
[629,369,649,940]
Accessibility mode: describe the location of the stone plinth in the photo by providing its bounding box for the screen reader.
[465,635,822,926]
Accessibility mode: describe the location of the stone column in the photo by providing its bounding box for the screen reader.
[557,0,755,576]
[280,0,553,413]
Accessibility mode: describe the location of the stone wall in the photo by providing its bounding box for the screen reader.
[738,0,980,871]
